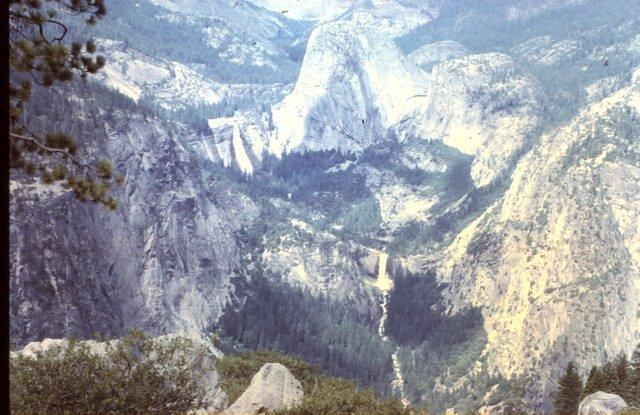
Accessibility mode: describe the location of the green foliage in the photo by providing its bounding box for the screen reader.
[216,350,425,415]
[581,345,640,407]
[9,0,120,209]
[615,353,632,399]
[216,350,323,403]
[384,266,494,413]
[10,330,207,414]
[273,377,424,415]
[339,197,382,235]
[218,276,395,395]
[387,270,483,347]
[223,149,380,242]
[399,322,492,413]
[22,77,142,208]
[583,366,608,397]
[553,361,583,415]
[630,347,640,406]
[260,150,369,215]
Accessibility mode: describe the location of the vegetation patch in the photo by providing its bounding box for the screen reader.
[218,277,395,394]
[217,350,426,415]
[386,267,498,413]
[216,350,324,404]
[10,331,207,415]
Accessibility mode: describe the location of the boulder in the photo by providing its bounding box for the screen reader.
[579,392,628,415]
[225,363,303,415]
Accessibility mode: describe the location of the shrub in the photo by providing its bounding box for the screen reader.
[272,377,423,415]
[10,331,206,414]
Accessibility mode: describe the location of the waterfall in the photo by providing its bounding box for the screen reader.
[375,252,410,406]
[375,253,391,341]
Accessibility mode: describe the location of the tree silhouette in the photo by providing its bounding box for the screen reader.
[553,361,583,415]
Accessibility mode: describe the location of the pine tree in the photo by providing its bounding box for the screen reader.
[613,353,630,400]
[9,0,120,209]
[553,361,583,415]
[583,366,607,397]
[629,344,640,406]
[602,361,618,391]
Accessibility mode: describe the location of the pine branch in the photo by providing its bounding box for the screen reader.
[10,131,95,173]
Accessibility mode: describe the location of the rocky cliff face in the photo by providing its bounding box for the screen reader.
[10,89,258,345]
[440,74,640,411]
[271,20,544,188]
[202,111,274,175]
[95,39,291,110]
[413,53,545,187]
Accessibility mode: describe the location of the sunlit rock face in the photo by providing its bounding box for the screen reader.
[270,20,428,155]
[579,392,628,415]
[413,53,545,187]
[203,112,273,175]
[225,363,303,415]
[272,20,544,188]
[440,76,640,411]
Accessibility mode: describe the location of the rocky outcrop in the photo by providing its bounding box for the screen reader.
[261,217,378,313]
[225,363,303,415]
[272,19,543,188]
[413,53,544,187]
[202,112,273,175]
[579,392,628,415]
[270,20,428,155]
[96,39,291,110]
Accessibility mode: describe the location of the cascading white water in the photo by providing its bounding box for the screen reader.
[375,253,391,341]
[375,252,410,406]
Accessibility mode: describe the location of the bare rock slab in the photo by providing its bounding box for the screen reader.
[225,363,303,415]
